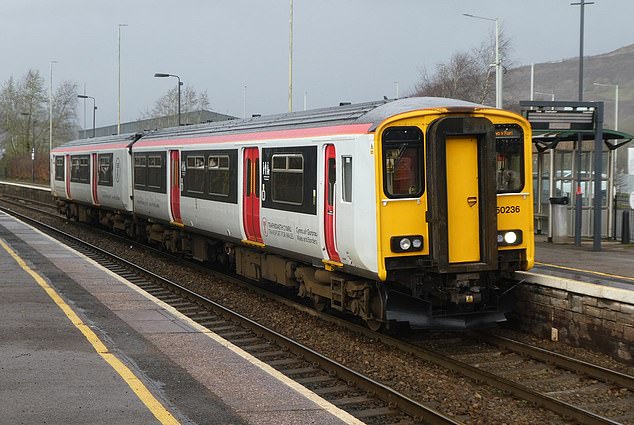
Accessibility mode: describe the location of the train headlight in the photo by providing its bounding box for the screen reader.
[391,236,424,253]
[497,230,522,246]
[504,231,517,244]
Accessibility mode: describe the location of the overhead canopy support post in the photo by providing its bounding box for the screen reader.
[592,102,604,251]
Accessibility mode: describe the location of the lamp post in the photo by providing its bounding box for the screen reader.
[571,0,594,247]
[77,95,97,138]
[118,23,128,134]
[288,0,293,112]
[154,73,182,126]
[463,13,502,109]
[49,60,57,155]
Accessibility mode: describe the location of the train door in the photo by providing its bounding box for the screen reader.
[243,147,263,243]
[91,153,99,205]
[324,144,340,262]
[169,150,182,225]
[426,117,497,272]
[65,154,71,199]
[445,137,479,262]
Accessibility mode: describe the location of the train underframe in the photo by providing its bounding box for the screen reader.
[58,201,520,331]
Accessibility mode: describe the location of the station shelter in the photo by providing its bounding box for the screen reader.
[531,127,633,241]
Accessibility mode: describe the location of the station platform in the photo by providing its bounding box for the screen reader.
[534,234,634,279]
[0,211,358,425]
[519,234,634,307]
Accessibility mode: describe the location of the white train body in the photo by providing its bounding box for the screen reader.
[51,98,534,329]
[51,134,137,214]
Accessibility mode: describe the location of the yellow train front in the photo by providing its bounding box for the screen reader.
[374,102,534,329]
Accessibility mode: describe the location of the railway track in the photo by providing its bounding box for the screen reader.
[0,203,458,425]
[3,192,634,424]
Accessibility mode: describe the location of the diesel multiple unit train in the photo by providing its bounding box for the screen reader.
[51,97,534,329]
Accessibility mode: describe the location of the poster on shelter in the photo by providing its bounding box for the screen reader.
[629,148,634,175]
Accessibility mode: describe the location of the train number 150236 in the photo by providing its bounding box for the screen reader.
[497,205,520,214]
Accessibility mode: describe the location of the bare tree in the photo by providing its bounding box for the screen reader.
[142,85,211,128]
[414,25,512,106]
[0,70,78,181]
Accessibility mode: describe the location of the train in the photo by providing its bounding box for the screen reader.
[51,97,534,330]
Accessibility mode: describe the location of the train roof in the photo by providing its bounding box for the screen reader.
[140,97,484,141]
[56,97,486,150]
[55,132,141,149]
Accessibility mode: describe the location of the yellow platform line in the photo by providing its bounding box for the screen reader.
[535,261,634,282]
[0,238,180,425]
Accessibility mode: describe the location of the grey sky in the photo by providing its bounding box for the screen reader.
[2,0,633,130]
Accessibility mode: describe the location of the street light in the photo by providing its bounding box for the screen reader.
[49,60,57,154]
[288,0,293,112]
[118,23,128,134]
[154,73,182,126]
[77,95,97,138]
[463,13,502,109]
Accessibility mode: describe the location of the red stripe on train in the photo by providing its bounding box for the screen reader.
[134,123,373,148]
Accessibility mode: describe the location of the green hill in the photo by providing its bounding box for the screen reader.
[505,44,634,135]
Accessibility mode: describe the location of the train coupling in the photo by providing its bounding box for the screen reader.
[384,286,516,330]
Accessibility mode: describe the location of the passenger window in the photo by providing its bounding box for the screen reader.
[147,155,163,189]
[55,156,64,181]
[208,155,230,196]
[134,156,147,187]
[70,155,90,183]
[271,154,303,205]
[98,154,113,186]
[186,155,205,193]
[495,125,524,193]
[342,156,352,202]
[382,127,424,198]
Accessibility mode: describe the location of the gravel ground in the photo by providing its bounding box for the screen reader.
[9,201,630,424]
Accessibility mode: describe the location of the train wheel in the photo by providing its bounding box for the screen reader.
[365,318,383,332]
[312,295,328,312]
[365,283,386,331]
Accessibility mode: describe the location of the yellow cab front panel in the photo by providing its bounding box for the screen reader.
[374,107,534,281]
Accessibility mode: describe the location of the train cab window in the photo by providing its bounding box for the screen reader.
[342,156,352,202]
[271,154,303,205]
[98,154,113,186]
[495,125,524,193]
[147,155,163,189]
[186,156,205,193]
[134,156,147,187]
[55,156,64,181]
[208,155,230,196]
[382,127,424,198]
[70,155,90,183]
